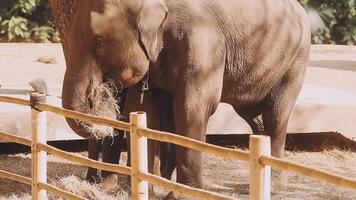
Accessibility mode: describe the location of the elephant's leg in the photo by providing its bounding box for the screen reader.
[160,142,176,180]
[262,98,290,194]
[123,85,164,198]
[246,116,264,135]
[101,132,124,190]
[171,100,220,200]
[86,138,102,183]
[166,39,224,199]
[124,86,161,173]
[236,105,264,135]
[262,58,306,193]
[157,92,176,180]
[173,87,221,190]
[99,88,127,190]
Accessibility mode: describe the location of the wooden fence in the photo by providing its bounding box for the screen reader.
[0,93,355,200]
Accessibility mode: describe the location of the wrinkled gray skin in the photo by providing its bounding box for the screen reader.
[62,0,310,197]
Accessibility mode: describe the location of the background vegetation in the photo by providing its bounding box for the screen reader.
[299,0,356,45]
[0,0,59,42]
[0,0,355,44]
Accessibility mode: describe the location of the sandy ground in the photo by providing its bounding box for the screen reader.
[0,149,355,200]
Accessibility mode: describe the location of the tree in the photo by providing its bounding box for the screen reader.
[0,0,59,42]
[1,0,354,45]
[47,0,74,58]
[299,0,356,45]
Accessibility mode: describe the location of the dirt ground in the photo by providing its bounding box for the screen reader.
[0,149,355,200]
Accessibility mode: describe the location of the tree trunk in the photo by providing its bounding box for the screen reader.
[48,0,76,59]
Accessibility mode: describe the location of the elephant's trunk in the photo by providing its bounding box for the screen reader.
[62,54,119,139]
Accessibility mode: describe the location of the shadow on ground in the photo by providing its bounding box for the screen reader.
[1,132,355,156]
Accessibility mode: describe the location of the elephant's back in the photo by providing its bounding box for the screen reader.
[215,0,310,105]
[164,0,310,50]
[162,0,310,104]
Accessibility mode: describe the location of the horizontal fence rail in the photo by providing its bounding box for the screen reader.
[38,183,87,200]
[0,95,31,106]
[260,156,356,190]
[37,143,131,175]
[1,94,356,200]
[139,128,249,161]
[0,95,131,132]
[35,103,131,132]
[0,169,31,185]
[0,131,31,146]
[138,172,234,200]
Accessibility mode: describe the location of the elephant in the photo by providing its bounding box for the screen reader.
[48,0,131,189]
[85,88,128,188]
[60,0,310,197]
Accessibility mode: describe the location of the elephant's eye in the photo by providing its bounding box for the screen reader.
[95,37,104,48]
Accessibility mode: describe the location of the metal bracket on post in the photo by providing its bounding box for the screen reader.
[249,135,271,200]
[30,92,47,200]
[130,112,149,200]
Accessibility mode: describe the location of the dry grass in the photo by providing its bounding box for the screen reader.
[0,194,31,200]
[0,175,129,200]
[78,82,121,139]
[0,152,130,200]
[50,175,128,200]
[0,150,355,199]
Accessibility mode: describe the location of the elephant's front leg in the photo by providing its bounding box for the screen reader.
[173,86,221,189]
[86,137,101,183]
[173,105,207,188]
[101,132,125,190]
[100,89,127,190]
[123,84,164,198]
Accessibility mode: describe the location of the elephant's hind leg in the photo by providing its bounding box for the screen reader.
[262,54,307,193]
[236,105,265,135]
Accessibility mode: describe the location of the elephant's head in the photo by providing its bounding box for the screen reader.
[90,0,168,87]
[61,0,168,138]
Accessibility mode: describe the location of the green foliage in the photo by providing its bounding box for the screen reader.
[0,0,355,44]
[0,0,59,42]
[299,0,356,45]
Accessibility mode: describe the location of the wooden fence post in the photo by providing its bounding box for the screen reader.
[31,92,47,200]
[249,135,271,200]
[130,112,149,200]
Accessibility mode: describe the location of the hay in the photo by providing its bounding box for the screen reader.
[1,150,356,199]
[50,175,129,200]
[0,194,31,200]
[0,176,130,200]
[76,81,121,139]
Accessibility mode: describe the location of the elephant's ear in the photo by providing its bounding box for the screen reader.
[137,1,168,62]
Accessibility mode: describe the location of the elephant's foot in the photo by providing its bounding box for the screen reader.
[164,183,202,200]
[86,168,102,183]
[164,191,178,200]
[101,173,119,192]
[271,169,287,194]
